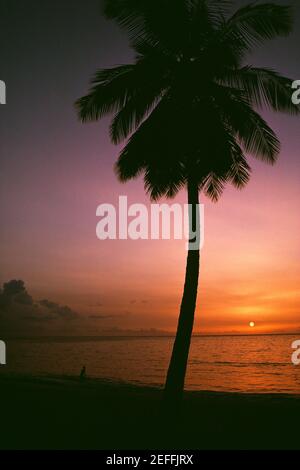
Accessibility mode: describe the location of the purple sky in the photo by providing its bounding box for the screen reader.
[1,1,300,334]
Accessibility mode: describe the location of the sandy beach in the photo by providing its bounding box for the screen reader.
[0,374,299,450]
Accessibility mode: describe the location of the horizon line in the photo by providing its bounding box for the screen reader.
[3,332,300,341]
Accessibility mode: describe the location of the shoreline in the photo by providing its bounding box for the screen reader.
[1,371,300,399]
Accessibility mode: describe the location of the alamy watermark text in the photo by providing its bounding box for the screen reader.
[0,80,6,104]
[96,196,204,250]
[0,340,6,365]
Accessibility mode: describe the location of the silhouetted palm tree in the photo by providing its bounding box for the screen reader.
[76,1,298,405]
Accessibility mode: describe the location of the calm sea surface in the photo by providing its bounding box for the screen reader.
[1,335,300,394]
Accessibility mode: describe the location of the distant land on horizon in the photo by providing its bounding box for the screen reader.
[4,329,300,342]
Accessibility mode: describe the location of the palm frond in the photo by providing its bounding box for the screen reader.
[75,65,135,122]
[114,98,175,182]
[109,47,170,143]
[223,66,299,114]
[215,86,280,163]
[222,3,293,54]
[144,162,186,201]
[102,0,148,44]
[235,107,280,164]
[200,172,227,202]
[227,146,251,189]
[110,92,163,144]
[205,0,233,25]
[115,149,145,182]
[103,0,192,53]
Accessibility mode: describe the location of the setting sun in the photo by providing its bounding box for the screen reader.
[249,321,256,328]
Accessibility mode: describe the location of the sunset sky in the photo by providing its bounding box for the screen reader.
[1,0,300,335]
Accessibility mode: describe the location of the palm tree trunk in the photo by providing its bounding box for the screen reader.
[164,178,200,404]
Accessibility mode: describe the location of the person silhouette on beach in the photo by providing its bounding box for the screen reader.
[80,365,86,382]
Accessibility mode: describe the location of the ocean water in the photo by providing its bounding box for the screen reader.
[1,334,300,394]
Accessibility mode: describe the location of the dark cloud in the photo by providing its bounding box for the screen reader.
[0,280,78,334]
[0,281,157,336]
[0,280,33,309]
[38,299,77,319]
